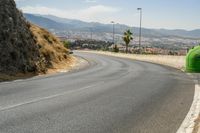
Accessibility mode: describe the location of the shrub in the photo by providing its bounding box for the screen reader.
[63,41,71,49]
[113,45,119,53]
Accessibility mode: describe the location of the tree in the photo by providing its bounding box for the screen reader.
[63,41,71,49]
[123,29,133,54]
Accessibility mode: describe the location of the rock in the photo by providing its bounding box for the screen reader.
[0,0,70,76]
[0,0,41,74]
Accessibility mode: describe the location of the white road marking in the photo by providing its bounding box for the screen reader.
[177,77,200,133]
[0,82,104,112]
[13,79,24,82]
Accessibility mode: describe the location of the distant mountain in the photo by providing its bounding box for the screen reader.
[41,14,92,28]
[24,13,200,38]
[154,29,200,38]
[24,14,71,31]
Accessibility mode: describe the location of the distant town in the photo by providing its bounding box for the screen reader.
[57,31,200,55]
[24,13,200,56]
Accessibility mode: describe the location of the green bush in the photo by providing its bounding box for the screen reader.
[63,41,71,49]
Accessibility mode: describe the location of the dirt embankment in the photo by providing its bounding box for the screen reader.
[0,0,76,81]
[29,24,76,74]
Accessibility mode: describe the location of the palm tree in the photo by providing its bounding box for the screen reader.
[123,29,133,54]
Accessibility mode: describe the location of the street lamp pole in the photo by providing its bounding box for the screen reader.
[137,8,142,54]
[90,27,93,40]
[111,21,115,45]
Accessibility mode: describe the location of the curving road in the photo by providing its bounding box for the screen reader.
[0,52,195,133]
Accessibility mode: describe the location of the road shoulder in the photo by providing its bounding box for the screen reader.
[0,55,89,83]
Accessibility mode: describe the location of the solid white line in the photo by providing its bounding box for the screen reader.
[177,80,200,133]
[0,82,103,112]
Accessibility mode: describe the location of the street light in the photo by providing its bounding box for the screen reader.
[137,8,142,54]
[89,23,94,40]
[111,21,115,45]
[90,27,93,40]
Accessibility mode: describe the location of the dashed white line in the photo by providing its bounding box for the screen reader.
[0,82,104,112]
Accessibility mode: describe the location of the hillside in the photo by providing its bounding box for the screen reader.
[24,13,200,38]
[24,14,72,31]
[0,0,40,74]
[0,0,72,81]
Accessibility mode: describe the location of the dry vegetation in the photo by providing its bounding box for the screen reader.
[0,24,77,82]
[30,24,76,74]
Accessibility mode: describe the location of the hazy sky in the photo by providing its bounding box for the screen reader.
[15,0,200,30]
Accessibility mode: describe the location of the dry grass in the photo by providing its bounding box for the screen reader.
[193,115,200,133]
[46,56,78,74]
[30,24,78,74]
[30,24,70,66]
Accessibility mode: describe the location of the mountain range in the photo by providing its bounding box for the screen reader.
[24,13,200,39]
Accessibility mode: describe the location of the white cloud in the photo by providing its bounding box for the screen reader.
[84,0,97,3]
[14,0,27,1]
[20,5,120,23]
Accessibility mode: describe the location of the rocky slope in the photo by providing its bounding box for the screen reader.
[0,0,70,79]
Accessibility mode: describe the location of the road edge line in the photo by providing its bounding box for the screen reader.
[177,75,200,133]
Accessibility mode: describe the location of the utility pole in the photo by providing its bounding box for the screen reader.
[137,8,142,54]
[111,21,115,45]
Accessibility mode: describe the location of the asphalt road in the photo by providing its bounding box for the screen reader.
[0,52,195,133]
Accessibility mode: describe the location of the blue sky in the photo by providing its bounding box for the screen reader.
[15,0,200,30]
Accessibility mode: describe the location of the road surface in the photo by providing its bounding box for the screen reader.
[0,52,195,133]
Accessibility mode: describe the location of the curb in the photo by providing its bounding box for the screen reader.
[177,75,200,133]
